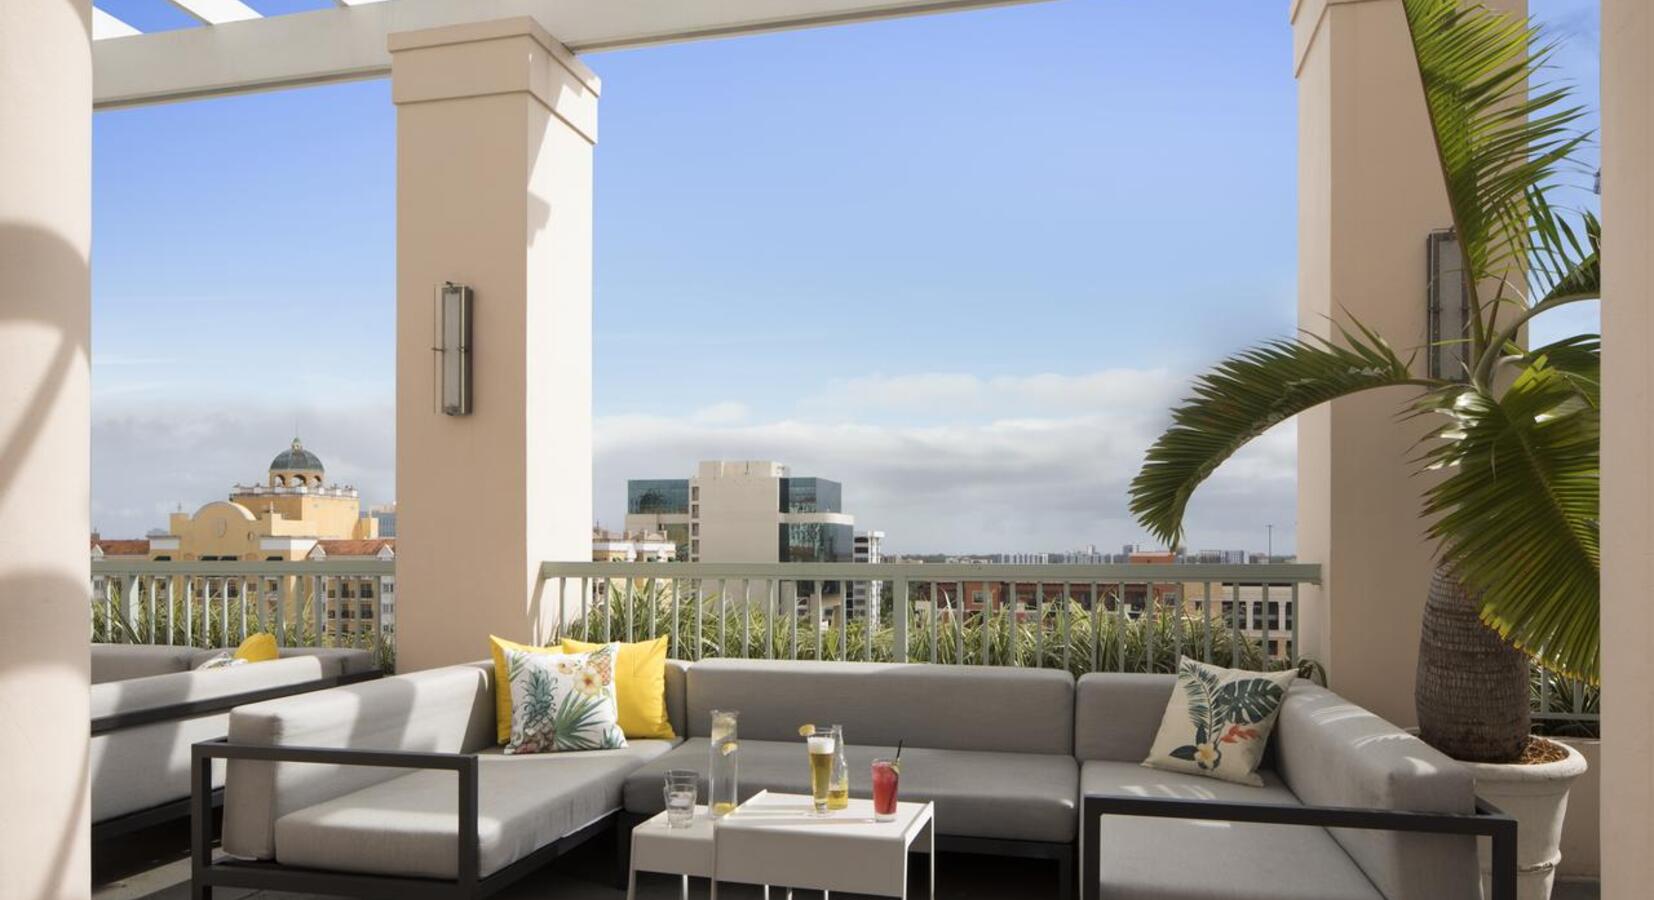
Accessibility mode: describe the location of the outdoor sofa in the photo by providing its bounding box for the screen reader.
[189,656,1515,900]
[1073,672,1510,900]
[90,643,378,840]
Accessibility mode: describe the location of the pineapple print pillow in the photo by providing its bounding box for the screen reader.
[1142,657,1298,786]
[503,642,628,754]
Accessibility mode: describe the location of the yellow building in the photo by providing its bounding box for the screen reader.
[149,437,379,562]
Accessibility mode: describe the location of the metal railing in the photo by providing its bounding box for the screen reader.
[538,561,1322,675]
[90,559,395,669]
[1532,665,1599,733]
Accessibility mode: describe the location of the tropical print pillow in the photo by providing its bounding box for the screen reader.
[1142,657,1298,786]
[503,643,628,754]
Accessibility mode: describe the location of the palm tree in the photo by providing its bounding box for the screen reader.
[1128,0,1598,763]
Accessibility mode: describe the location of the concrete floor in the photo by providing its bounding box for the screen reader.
[94,819,1600,900]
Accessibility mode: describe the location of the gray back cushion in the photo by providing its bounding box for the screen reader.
[90,644,196,683]
[685,659,1074,754]
[1072,673,1176,761]
[1275,681,1479,900]
[665,659,688,737]
[185,646,376,677]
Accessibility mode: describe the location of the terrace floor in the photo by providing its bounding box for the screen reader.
[94,818,1602,900]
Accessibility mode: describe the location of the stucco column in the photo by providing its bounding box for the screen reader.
[1290,0,1521,727]
[1600,0,1652,894]
[391,18,596,672]
[0,0,92,895]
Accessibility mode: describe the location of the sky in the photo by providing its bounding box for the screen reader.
[89,0,1601,556]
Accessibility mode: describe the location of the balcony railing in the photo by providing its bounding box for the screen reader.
[538,561,1322,676]
[90,559,395,670]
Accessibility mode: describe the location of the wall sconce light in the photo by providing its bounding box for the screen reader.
[434,282,472,415]
[1427,229,1470,382]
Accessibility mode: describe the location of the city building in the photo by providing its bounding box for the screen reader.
[624,461,865,620]
[1193,549,1249,565]
[849,529,885,624]
[624,461,857,565]
[90,438,395,637]
[591,527,677,563]
[146,437,381,562]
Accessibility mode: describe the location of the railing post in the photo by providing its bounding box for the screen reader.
[893,577,909,663]
[119,575,137,641]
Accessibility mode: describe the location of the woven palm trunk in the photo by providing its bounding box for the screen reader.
[1416,564,1531,763]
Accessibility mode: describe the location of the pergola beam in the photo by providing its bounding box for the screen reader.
[93,0,1044,109]
[91,7,140,39]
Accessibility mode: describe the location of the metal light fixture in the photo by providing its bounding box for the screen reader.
[1427,229,1470,382]
[434,282,472,415]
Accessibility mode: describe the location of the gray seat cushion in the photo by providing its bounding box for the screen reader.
[626,738,1077,844]
[274,741,677,879]
[1083,760,1382,900]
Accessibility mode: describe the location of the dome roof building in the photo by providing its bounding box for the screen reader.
[269,437,325,488]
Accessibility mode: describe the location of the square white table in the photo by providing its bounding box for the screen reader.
[627,791,935,900]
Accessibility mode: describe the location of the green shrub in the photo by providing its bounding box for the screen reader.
[562,579,1312,679]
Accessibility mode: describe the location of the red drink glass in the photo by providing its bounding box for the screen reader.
[871,758,899,821]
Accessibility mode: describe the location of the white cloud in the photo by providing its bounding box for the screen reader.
[92,367,1299,556]
[801,369,1182,422]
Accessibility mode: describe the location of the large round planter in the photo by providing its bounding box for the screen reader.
[1462,739,1588,900]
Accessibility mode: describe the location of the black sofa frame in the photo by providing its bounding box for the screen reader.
[189,737,620,900]
[1081,793,1519,900]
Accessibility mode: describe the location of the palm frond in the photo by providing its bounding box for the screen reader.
[1129,322,1426,546]
[1402,0,1590,361]
[1419,362,1600,681]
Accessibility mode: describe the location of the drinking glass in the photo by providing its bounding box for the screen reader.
[872,758,900,821]
[807,731,836,815]
[663,770,697,828]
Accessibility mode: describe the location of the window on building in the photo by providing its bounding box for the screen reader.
[628,479,691,515]
[778,478,843,514]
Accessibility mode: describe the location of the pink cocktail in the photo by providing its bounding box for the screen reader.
[871,758,900,821]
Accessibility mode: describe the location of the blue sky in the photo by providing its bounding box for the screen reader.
[89,0,1600,554]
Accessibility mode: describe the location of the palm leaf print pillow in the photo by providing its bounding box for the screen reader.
[503,642,628,754]
[1142,657,1298,785]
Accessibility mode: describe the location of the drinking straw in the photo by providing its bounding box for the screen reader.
[895,739,903,762]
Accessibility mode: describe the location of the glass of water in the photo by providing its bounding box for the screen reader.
[663,769,698,828]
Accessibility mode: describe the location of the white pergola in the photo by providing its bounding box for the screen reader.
[2,0,1651,897]
[89,0,1034,107]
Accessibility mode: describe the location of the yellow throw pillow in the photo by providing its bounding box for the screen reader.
[233,632,278,663]
[489,635,563,745]
[561,635,676,740]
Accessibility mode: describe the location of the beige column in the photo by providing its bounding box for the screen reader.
[1600,1,1652,894]
[1290,0,1521,727]
[391,18,597,672]
[0,0,93,895]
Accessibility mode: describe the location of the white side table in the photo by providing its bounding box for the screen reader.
[628,804,715,900]
[713,791,935,900]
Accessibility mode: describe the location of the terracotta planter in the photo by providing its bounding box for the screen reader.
[1462,739,1589,900]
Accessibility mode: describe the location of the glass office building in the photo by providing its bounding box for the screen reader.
[779,477,842,514]
[627,479,690,515]
[779,522,854,563]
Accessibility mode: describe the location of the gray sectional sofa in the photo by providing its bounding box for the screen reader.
[90,643,378,839]
[190,656,1515,900]
[1073,673,1491,900]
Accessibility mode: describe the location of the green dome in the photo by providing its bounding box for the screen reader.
[270,437,323,472]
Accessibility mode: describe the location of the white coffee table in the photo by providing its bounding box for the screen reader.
[627,791,935,900]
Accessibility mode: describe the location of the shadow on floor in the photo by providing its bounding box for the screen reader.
[95,819,1600,900]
